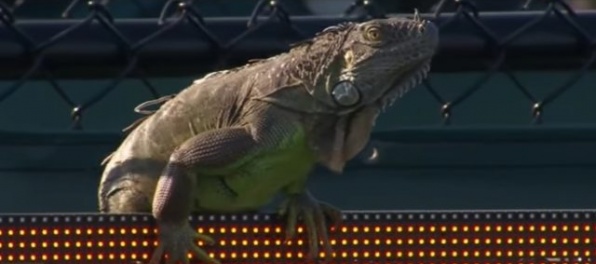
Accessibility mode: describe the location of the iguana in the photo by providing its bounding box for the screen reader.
[98,14,438,264]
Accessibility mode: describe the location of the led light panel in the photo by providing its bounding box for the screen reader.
[0,211,595,263]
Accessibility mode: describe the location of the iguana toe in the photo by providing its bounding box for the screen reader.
[279,191,340,262]
[148,222,220,264]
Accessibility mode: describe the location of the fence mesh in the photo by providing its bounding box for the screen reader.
[0,0,595,130]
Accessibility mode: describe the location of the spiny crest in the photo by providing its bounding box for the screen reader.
[289,22,355,50]
[317,22,355,36]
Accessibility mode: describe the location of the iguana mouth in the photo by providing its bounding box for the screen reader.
[379,60,431,110]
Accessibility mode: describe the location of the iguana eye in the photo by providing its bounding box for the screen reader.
[365,26,382,41]
[332,81,361,107]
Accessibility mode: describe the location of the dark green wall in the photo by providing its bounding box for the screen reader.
[4,71,596,131]
[3,70,596,213]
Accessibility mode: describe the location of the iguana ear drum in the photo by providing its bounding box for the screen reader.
[331,81,361,107]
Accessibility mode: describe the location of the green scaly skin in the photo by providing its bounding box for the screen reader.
[98,14,439,264]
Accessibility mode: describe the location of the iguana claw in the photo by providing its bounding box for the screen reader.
[148,222,220,264]
[278,191,343,262]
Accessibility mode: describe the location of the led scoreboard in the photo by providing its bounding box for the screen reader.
[0,211,594,263]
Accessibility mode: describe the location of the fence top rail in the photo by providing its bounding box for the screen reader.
[0,9,595,80]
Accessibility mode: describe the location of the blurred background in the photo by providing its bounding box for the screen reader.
[1,0,596,214]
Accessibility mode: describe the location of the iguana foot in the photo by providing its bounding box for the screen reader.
[149,222,220,264]
[278,191,343,263]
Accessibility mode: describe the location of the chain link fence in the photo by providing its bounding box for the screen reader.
[0,0,595,131]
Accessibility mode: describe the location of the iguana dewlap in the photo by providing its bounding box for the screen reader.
[98,14,438,264]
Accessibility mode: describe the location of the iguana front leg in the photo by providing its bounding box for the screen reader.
[149,127,258,264]
[279,185,343,262]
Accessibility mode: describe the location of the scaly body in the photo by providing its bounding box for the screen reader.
[98,14,439,264]
[99,57,317,213]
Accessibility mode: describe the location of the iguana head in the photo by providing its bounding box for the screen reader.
[257,14,438,114]
[258,13,438,114]
[331,14,439,111]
